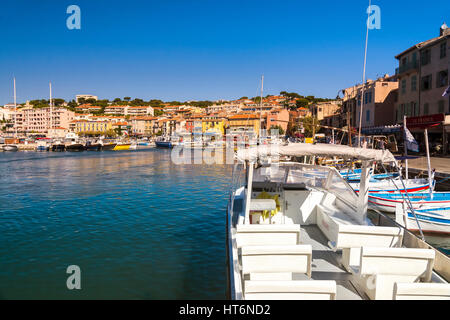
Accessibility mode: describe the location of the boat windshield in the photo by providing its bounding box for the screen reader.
[252,163,358,208]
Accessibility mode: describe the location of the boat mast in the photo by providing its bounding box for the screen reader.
[403,115,409,180]
[358,0,371,147]
[259,75,264,144]
[424,128,433,198]
[49,82,52,137]
[14,77,17,139]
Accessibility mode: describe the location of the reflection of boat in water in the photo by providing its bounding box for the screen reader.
[2,144,18,152]
[113,143,131,151]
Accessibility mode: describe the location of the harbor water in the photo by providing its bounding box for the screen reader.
[0,149,232,299]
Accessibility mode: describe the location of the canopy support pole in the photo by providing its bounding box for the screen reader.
[357,160,371,224]
[244,162,254,225]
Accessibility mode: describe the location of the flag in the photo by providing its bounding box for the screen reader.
[405,127,419,152]
[443,85,450,97]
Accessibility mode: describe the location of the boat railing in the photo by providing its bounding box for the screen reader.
[380,162,426,240]
[370,208,450,283]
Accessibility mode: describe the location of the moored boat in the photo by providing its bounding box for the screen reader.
[65,143,85,152]
[396,205,450,235]
[349,178,434,193]
[101,143,117,151]
[155,141,174,148]
[2,144,18,152]
[113,143,131,151]
[85,142,102,151]
[369,192,450,213]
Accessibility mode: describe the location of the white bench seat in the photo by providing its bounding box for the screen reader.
[244,280,337,300]
[236,224,301,248]
[394,283,450,300]
[352,247,435,300]
[241,245,312,278]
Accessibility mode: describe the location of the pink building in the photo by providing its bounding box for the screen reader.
[14,107,75,134]
[265,108,290,133]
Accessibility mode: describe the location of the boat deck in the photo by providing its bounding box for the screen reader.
[294,225,366,300]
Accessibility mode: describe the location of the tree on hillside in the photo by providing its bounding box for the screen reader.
[296,98,309,109]
[124,97,131,102]
[270,125,285,135]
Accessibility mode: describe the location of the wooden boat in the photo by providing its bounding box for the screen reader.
[369,192,450,213]
[396,205,450,235]
[227,143,450,300]
[113,143,131,151]
[2,144,18,151]
[349,178,434,193]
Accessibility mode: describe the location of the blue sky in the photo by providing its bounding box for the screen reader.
[0,0,449,104]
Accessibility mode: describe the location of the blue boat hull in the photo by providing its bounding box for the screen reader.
[155,141,173,148]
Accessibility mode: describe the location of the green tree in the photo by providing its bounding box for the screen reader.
[300,116,320,137]
[296,98,309,109]
[269,125,285,135]
[124,97,131,102]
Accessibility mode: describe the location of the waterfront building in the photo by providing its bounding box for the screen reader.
[394,23,450,152]
[130,116,158,136]
[104,105,128,115]
[126,106,154,117]
[71,120,112,134]
[12,107,74,134]
[395,23,449,121]
[226,113,261,136]
[265,108,290,133]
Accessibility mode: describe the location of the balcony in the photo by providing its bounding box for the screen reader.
[395,60,419,76]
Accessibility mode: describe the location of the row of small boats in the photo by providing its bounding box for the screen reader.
[339,167,449,235]
[37,141,136,152]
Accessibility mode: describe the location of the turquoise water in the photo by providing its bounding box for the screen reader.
[0,149,232,299]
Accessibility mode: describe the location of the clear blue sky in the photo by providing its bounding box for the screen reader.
[0,0,449,105]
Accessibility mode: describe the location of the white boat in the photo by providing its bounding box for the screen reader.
[227,143,450,300]
[396,205,450,235]
[369,192,450,213]
[2,144,18,152]
[349,178,434,194]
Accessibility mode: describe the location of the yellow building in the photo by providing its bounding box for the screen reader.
[227,114,261,135]
[72,120,112,134]
[202,118,225,135]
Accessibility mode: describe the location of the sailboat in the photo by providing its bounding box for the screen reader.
[3,78,19,152]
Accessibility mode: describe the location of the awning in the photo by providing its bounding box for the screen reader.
[236,143,397,163]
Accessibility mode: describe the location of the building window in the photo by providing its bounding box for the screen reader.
[366,110,370,122]
[421,49,431,66]
[438,100,445,113]
[401,79,407,94]
[411,75,417,91]
[421,75,432,91]
[423,103,429,115]
[436,70,448,88]
[441,42,447,59]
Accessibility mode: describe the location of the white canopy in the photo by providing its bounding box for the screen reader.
[236,143,397,163]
